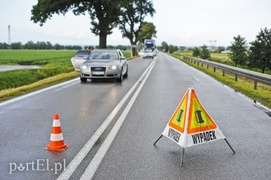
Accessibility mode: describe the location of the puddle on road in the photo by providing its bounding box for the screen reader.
[0,65,41,72]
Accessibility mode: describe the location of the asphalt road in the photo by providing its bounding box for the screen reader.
[0,52,270,180]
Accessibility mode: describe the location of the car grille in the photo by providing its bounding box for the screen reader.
[91,67,105,71]
[91,67,106,76]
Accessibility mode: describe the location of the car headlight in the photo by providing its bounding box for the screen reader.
[81,65,88,70]
[109,65,117,70]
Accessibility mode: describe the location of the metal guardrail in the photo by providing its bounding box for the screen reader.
[182,55,271,89]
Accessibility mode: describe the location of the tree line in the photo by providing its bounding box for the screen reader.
[158,41,186,53]
[191,27,271,74]
[0,41,132,50]
[0,41,81,50]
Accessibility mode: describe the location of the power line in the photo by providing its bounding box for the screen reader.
[209,40,217,47]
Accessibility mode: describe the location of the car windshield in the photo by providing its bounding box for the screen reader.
[89,52,119,60]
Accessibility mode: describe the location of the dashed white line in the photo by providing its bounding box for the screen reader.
[57,60,156,180]
[79,60,155,180]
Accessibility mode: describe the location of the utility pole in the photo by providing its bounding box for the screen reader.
[209,40,217,52]
[8,24,11,49]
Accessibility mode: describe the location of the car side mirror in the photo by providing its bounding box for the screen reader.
[120,57,126,60]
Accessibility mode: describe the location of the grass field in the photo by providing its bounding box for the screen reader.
[0,50,76,91]
[0,49,76,65]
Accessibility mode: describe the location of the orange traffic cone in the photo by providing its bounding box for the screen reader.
[45,114,68,151]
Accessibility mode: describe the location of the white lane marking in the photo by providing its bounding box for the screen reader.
[80,60,156,180]
[54,80,79,91]
[0,78,79,107]
[194,77,199,81]
[57,60,156,180]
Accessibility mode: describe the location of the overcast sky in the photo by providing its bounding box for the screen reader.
[1,0,271,47]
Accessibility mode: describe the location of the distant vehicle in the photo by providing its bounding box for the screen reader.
[138,49,144,56]
[80,49,128,82]
[144,39,156,51]
[152,49,158,56]
[71,50,91,71]
[143,39,157,58]
[143,49,154,59]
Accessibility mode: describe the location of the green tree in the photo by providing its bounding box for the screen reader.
[0,42,9,49]
[200,45,210,59]
[179,46,185,51]
[31,0,122,48]
[11,42,22,49]
[46,41,53,49]
[217,46,226,53]
[249,28,271,73]
[37,41,47,49]
[54,43,62,50]
[169,44,175,54]
[229,35,248,67]
[192,47,200,57]
[138,22,157,43]
[23,41,34,49]
[174,46,179,52]
[161,41,169,52]
[118,0,155,56]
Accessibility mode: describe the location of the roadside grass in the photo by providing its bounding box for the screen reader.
[123,51,131,58]
[0,71,79,102]
[0,49,132,102]
[171,52,271,109]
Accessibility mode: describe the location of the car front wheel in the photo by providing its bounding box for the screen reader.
[124,66,128,78]
[117,70,123,82]
[80,77,87,82]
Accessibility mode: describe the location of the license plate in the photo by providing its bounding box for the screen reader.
[92,71,105,75]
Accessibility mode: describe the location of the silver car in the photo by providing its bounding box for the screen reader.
[71,50,91,71]
[80,49,128,82]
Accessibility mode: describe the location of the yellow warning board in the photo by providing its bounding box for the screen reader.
[168,91,188,133]
[187,90,217,134]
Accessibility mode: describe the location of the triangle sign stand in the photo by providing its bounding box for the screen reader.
[153,87,235,167]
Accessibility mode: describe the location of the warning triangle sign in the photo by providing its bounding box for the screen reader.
[162,87,225,148]
[168,89,188,134]
[187,89,217,134]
